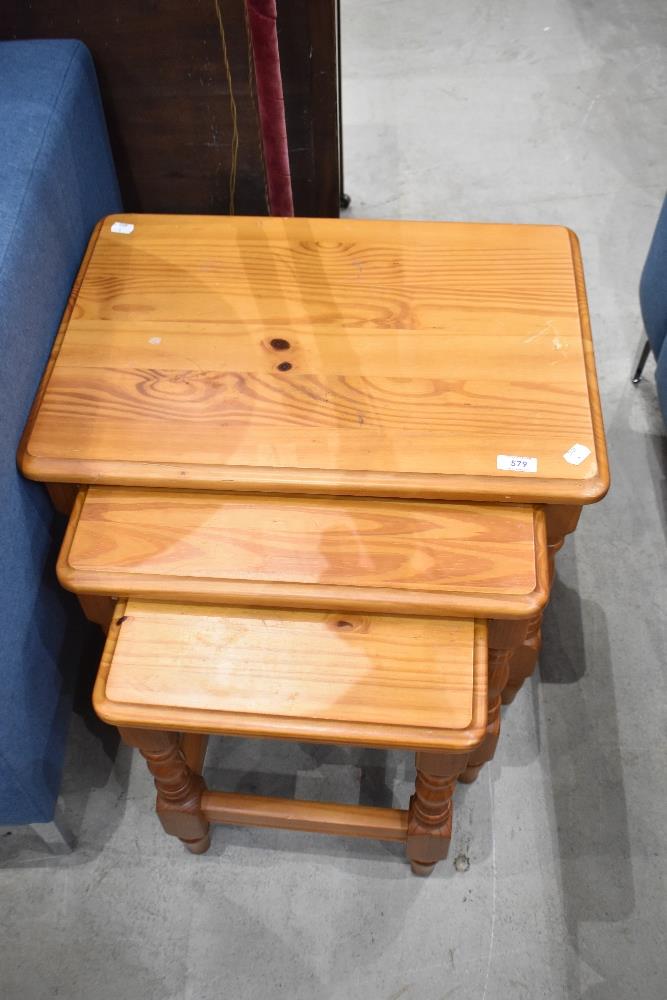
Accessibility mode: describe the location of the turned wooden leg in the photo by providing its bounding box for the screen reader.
[545,504,581,578]
[180,733,209,775]
[501,505,582,705]
[459,647,512,784]
[502,610,542,705]
[120,727,211,854]
[406,750,469,876]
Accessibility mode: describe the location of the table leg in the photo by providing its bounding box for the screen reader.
[502,504,582,704]
[406,750,469,876]
[78,594,115,632]
[546,504,581,577]
[180,733,209,776]
[120,727,211,854]
[46,482,78,516]
[502,609,542,705]
[459,647,511,784]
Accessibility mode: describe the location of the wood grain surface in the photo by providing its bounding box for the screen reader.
[60,486,548,619]
[94,600,488,751]
[20,215,609,504]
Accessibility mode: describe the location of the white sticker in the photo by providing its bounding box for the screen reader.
[148,337,162,345]
[110,221,134,234]
[497,454,538,473]
[563,443,591,466]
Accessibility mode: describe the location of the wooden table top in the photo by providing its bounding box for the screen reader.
[20,214,608,504]
[94,600,488,750]
[60,486,548,620]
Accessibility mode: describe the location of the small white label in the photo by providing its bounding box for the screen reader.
[110,221,134,234]
[497,454,538,473]
[563,443,591,466]
[148,337,162,345]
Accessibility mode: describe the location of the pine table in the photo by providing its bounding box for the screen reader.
[19,214,609,872]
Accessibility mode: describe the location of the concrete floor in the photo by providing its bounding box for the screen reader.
[2,1,667,997]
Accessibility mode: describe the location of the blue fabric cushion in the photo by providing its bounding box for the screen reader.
[639,194,667,360]
[0,40,121,823]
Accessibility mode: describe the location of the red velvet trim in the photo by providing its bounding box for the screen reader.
[247,0,294,216]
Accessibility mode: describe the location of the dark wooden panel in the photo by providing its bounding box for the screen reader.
[278,0,340,217]
[0,0,339,216]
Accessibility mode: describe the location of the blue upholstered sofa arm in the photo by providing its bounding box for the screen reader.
[0,40,121,824]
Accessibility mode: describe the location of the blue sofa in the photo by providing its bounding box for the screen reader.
[0,40,121,828]
[636,194,667,418]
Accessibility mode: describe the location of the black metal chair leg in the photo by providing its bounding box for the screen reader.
[631,338,652,384]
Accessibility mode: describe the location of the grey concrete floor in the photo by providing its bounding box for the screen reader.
[2,1,667,998]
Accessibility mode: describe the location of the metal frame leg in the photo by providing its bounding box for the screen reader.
[631,338,652,384]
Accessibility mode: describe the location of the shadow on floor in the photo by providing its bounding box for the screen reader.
[647,431,667,543]
[539,546,635,1000]
[0,624,132,869]
[202,738,427,876]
